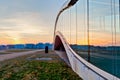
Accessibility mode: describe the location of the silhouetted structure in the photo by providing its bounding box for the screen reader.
[45,46,48,53]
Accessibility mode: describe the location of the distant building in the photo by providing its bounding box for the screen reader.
[106,46,120,51]
[49,44,53,49]
[14,44,25,49]
[7,45,15,49]
[36,43,45,49]
[0,42,53,50]
[0,45,7,50]
[25,44,35,49]
[70,45,88,51]
[45,43,53,49]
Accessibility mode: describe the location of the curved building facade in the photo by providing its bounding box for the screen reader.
[54,0,120,80]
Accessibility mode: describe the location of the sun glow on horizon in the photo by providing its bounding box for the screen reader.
[12,37,22,44]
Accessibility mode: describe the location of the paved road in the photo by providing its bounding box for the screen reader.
[0,49,44,62]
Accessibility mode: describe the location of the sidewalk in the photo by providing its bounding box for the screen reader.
[0,49,44,61]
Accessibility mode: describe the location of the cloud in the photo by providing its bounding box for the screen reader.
[0,12,53,43]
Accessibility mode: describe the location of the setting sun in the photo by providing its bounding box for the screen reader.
[13,38,21,44]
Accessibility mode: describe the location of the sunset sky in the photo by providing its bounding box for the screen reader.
[56,0,120,46]
[0,0,120,46]
[0,0,65,44]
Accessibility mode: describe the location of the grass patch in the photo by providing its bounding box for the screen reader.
[0,51,82,80]
[0,52,10,55]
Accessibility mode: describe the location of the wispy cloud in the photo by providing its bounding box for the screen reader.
[0,12,53,44]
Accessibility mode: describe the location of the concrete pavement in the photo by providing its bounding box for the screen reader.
[0,49,44,62]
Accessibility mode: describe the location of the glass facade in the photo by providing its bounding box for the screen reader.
[55,0,120,78]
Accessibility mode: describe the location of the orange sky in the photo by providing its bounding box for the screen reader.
[0,0,119,46]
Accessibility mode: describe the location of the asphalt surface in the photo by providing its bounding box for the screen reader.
[0,49,44,61]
